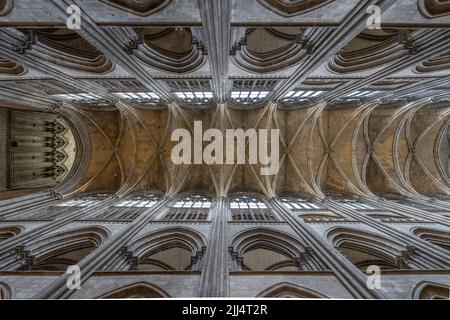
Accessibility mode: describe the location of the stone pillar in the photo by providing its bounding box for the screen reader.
[197,0,231,101]
[197,197,229,297]
[270,198,386,299]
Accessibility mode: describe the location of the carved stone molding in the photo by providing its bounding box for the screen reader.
[414,52,450,73]
[413,281,450,299]
[100,0,173,16]
[133,28,206,73]
[258,0,334,17]
[0,0,14,17]
[328,29,419,74]
[418,0,450,18]
[0,57,26,75]
[232,28,308,73]
[31,29,113,74]
[0,226,22,241]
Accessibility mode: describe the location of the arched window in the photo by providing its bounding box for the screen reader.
[8,111,77,189]
[329,196,420,222]
[382,195,445,213]
[327,227,414,270]
[332,197,421,222]
[10,193,112,221]
[256,282,328,298]
[115,195,158,208]
[413,228,450,251]
[55,193,112,208]
[87,194,160,221]
[17,227,109,271]
[162,194,211,221]
[412,282,450,300]
[229,194,276,221]
[332,198,376,211]
[279,195,324,211]
[98,282,170,299]
[279,194,343,222]
[229,228,322,271]
[401,201,442,212]
[106,227,206,272]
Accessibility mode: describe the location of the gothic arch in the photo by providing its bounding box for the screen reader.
[134,28,206,74]
[110,226,207,271]
[230,227,309,271]
[21,226,110,271]
[257,0,334,17]
[8,111,75,190]
[231,28,307,73]
[418,0,450,18]
[0,57,26,75]
[0,281,12,299]
[30,29,113,74]
[51,108,92,195]
[327,29,413,75]
[0,226,22,242]
[412,227,450,251]
[327,227,413,270]
[412,281,450,299]
[6,108,92,195]
[413,52,450,73]
[98,282,171,299]
[256,282,328,298]
[0,0,13,16]
[100,0,173,16]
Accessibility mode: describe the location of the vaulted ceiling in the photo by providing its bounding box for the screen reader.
[0,0,449,200]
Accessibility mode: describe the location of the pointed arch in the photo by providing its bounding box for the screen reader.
[100,0,174,16]
[327,227,411,270]
[0,282,12,299]
[231,28,307,73]
[230,227,309,271]
[0,226,23,242]
[257,0,334,17]
[31,29,113,74]
[98,282,170,299]
[113,226,207,271]
[24,226,110,271]
[412,227,450,251]
[257,282,328,298]
[0,0,13,17]
[412,281,450,299]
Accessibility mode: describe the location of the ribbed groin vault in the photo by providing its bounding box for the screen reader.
[0,0,449,299]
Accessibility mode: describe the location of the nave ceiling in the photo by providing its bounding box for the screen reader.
[44,101,450,201]
[0,0,449,201]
